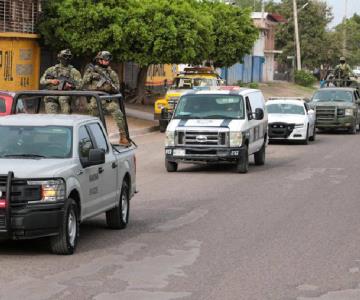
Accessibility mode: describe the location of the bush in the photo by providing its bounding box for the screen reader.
[248,82,259,89]
[294,70,316,87]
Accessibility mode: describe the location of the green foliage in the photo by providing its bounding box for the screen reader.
[266,0,333,69]
[294,70,316,87]
[248,82,259,89]
[204,2,258,67]
[38,0,257,67]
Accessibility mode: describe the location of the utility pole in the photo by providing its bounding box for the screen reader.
[293,0,301,70]
[343,0,348,56]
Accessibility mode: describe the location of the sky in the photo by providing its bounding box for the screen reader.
[326,0,360,28]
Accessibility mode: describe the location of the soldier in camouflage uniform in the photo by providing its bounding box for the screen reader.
[83,51,130,145]
[40,49,82,113]
[334,57,355,87]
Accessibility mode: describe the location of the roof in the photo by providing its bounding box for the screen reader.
[251,12,286,23]
[0,114,98,127]
[183,87,258,96]
[317,87,357,92]
[0,90,15,97]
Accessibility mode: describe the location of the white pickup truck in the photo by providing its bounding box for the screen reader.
[0,91,136,254]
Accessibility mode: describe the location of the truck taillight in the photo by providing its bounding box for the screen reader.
[0,199,6,209]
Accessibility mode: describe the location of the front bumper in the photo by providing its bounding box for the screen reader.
[316,116,355,129]
[269,125,307,140]
[0,172,64,240]
[165,146,245,163]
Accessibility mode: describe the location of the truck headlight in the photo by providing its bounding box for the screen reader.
[230,132,242,147]
[27,179,66,203]
[294,123,305,128]
[165,131,175,147]
[345,108,354,116]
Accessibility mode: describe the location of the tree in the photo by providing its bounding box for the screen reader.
[38,0,258,103]
[205,2,258,67]
[265,0,333,69]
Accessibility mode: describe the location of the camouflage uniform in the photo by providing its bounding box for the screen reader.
[83,55,128,144]
[334,57,354,87]
[40,50,82,114]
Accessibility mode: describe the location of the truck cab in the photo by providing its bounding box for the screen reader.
[0,91,136,254]
[154,67,222,132]
[164,87,268,173]
[0,91,15,116]
[310,87,360,133]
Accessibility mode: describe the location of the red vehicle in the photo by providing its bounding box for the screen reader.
[0,91,15,116]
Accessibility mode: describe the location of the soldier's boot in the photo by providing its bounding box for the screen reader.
[119,130,130,146]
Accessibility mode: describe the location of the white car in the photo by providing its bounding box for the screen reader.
[266,98,316,144]
[353,66,360,77]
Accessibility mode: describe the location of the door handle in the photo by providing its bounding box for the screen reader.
[112,162,118,169]
[98,167,104,174]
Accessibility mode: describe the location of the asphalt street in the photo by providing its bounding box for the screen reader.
[1,131,360,300]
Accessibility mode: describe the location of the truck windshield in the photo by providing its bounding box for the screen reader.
[174,94,244,119]
[312,90,353,103]
[0,125,72,159]
[267,103,305,115]
[171,78,217,89]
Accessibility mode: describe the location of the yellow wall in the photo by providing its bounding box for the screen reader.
[0,33,40,91]
[146,64,178,87]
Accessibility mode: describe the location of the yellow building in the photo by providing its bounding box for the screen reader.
[0,0,41,91]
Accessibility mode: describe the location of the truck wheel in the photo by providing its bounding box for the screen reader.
[165,159,178,172]
[309,125,316,141]
[159,120,168,133]
[236,145,249,173]
[106,181,130,229]
[254,143,265,165]
[50,198,79,255]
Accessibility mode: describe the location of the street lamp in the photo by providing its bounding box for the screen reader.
[292,1,308,71]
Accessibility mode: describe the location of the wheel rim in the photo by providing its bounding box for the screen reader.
[121,193,128,223]
[68,210,77,247]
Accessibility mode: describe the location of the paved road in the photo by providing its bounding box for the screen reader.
[1,131,360,300]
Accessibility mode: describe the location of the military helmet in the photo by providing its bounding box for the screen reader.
[57,49,73,61]
[340,56,346,62]
[95,51,112,61]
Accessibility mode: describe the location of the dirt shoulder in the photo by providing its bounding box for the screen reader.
[259,81,317,100]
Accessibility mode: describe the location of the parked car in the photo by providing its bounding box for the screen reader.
[353,66,360,77]
[164,87,268,173]
[309,87,360,133]
[266,97,316,144]
[0,91,136,254]
[0,91,15,116]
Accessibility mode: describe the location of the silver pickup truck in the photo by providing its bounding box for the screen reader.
[0,91,136,254]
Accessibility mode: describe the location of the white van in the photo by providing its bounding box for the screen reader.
[164,87,268,173]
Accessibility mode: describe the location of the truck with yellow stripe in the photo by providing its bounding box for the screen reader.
[154,67,222,132]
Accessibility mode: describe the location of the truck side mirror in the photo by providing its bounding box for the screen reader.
[86,149,105,167]
[254,108,264,120]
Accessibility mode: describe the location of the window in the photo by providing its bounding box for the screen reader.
[0,98,5,112]
[78,126,94,160]
[245,97,253,120]
[88,123,108,152]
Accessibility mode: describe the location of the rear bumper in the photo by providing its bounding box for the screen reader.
[165,146,245,163]
[0,204,64,240]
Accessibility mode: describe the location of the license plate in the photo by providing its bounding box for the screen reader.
[173,149,185,156]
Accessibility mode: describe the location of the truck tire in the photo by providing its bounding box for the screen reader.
[236,145,249,173]
[159,120,168,133]
[106,180,130,229]
[50,198,79,255]
[254,143,265,165]
[165,159,178,172]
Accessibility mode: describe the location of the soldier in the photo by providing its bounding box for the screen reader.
[334,57,355,87]
[83,51,130,145]
[40,49,82,113]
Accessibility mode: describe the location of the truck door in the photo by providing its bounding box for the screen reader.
[77,125,101,219]
[245,96,257,154]
[87,122,118,212]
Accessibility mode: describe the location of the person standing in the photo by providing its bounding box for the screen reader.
[40,49,82,113]
[83,51,130,145]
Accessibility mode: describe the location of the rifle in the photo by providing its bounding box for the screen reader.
[88,64,119,93]
[45,74,77,90]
